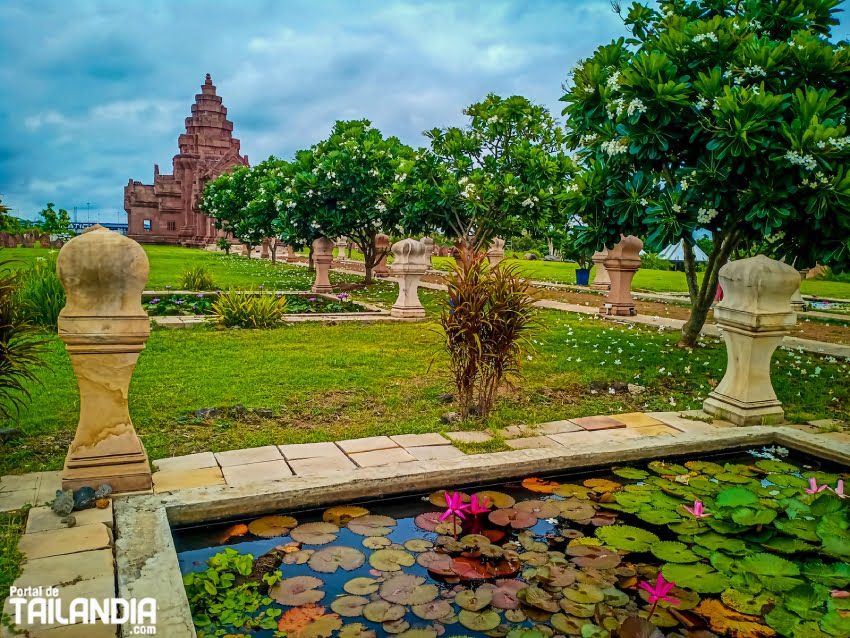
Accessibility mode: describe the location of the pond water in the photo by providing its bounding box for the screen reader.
[173,448,850,638]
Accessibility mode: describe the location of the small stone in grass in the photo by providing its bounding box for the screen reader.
[94,483,112,499]
[73,486,96,511]
[60,515,76,528]
[51,490,74,517]
[441,412,461,424]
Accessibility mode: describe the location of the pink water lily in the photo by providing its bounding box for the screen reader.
[640,573,680,620]
[806,478,830,494]
[683,500,711,519]
[440,491,470,538]
[831,480,847,499]
[831,590,850,599]
[468,494,491,515]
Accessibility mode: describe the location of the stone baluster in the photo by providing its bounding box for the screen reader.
[286,245,299,263]
[260,238,270,259]
[591,249,611,290]
[599,236,642,317]
[335,237,348,262]
[420,237,434,268]
[487,237,506,268]
[389,238,430,319]
[311,237,334,293]
[703,255,799,426]
[374,233,391,278]
[57,225,153,492]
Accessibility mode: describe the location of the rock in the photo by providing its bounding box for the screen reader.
[231,404,248,418]
[543,255,560,262]
[95,498,110,509]
[628,384,646,395]
[437,393,455,404]
[51,490,74,517]
[590,381,628,395]
[73,486,96,511]
[60,515,76,528]
[440,412,461,424]
[194,407,221,420]
[94,483,112,499]
[0,427,21,443]
[524,253,539,261]
[254,408,274,419]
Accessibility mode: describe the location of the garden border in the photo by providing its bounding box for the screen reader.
[112,425,850,637]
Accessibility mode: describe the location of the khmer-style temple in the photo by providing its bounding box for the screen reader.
[124,74,248,246]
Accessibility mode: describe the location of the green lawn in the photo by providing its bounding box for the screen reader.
[0,511,25,614]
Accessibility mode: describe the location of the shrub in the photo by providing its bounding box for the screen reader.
[212,290,288,328]
[15,255,65,328]
[179,265,216,291]
[440,251,538,419]
[215,237,232,255]
[0,261,49,419]
[640,252,672,272]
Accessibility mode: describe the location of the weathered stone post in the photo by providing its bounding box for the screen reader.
[420,237,434,268]
[703,255,799,426]
[487,238,506,268]
[790,278,806,313]
[599,236,642,317]
[591,249,611,290]
[311,237,334,293]
[389,239,429,319]
[335,237,348,262]
[57,225,153,492]
[260,238,270,259]
[374,233,391,278]
[286,245,299,263]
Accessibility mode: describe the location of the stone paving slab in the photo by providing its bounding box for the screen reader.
[444,431,493,444]
[12,548,114,589]
[0,488,37,513]
[153,451,218,472]
[153,467,225,493]
[533,420,584,435]
[25,502,113,534]
[33,471,62,504]
[0,473,39,491]
[349,447,417,467]
[406,445,466,461]
[570,415,627,431]
[547,428,644,448]
[2,575,115,633]
[611,412,664,428]
[278,441,348,460]
[288,455,358,475]
[17,523,112,560]
[337,435,399,454]
[222,460,293,485]
[390,433,450,447]
[633,425,680,437]
[498,425,532,439]
[215,445,284,467]
[505,436,564,450]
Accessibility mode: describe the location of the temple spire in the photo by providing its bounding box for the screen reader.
[205,73,212,85]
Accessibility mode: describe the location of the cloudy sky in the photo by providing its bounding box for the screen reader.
[1,1,848,222]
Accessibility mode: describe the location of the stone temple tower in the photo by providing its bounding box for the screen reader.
[124,74,249,246]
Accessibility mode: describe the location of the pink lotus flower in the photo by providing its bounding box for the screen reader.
[640,573,679,620]
[806,478,830,494]
[468,494,491,515]
[831,590,850,598]
[831,480,847,499]
[683,500,711,519]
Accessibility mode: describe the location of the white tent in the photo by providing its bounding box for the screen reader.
[657,240,708,263]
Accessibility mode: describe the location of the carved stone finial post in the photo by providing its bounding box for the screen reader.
[420,237,434,268]
[335,237,348,262]
[311,237,334,293]
[790,277,806,313]
[599,236,643,317]
[260,238,270,259]
[286,245,298,263]
[389,239,430,319]
[57,226,153,492]
[703,255,799,426]
[487,237,506,268]
[591,248,611,290]
[374,234,391,278]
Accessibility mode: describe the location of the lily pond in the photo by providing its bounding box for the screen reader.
[174,448,850,638]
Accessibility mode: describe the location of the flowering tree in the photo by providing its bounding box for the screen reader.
[393,94,574,252]
[201,165,266,256]
[271,151,325,268]
[560,0,850,346]
[274,120,414,283]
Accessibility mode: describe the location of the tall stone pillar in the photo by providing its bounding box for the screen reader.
[335,237,348,262]
[260,238,270,259]
[591,249,611,290]
[374,234,391,278]
[57,225,153,492]
[703,256,798,426]
[487,238,506,268]
[286,245,299,263]
[390,239,430,319]
[790,277,806,313]
[311,237,334,293]
[599,236,642,317]
[420,237,434,268]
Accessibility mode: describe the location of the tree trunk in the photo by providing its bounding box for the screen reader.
[245,244,252,258]
[682,242,699,304]
[270,239,277,264]
[308,246,315,271]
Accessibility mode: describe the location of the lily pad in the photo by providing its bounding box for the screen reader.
[363,536,392,550]
[522,477,561,493]
[331,596,369,617]
[662,562,730,593]
[491,579,527,609]
[411,600,453,620]
[474,490,516,508]
[429,491,470,507]
[456,587,494,611]
[612,467,649,480]
[414,512,445,532]
[694,598,776,638]
[339,623,376,638]
[323,505,369,526]
[489,508,537,529]
[404,539,434,552]
[348,514,396,536]
[563,582,604,604]
[290,522,339,545]
[277,605,342,638]
[554,484,595,498]
[716,487,759,508]
[369,549,415,572]
[584,478,622,493]
[396,628,438,638]
[595,525,659,552]
[282,549,314,565]
[721,589,777,615]
[559,599,596,618]
[363,600,406,623]
[558,499,597,522]
[651,541,701,563]
[648,461,689,475]
[271,575,326,606]
[344,577,380,595]
[309,546,365,573]
[458,609,502,631]
[382,619,410,634]
[515,499,561,519]
[248,515,298,538]
[517,585,559,612]
[379,574,439,605]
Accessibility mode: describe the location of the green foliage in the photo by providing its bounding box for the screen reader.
[183,548,282,633]
[212,290,289,328]
[14,254,65,328]
[556,229,595,270]
[0,511,26,619]
[179,265,216,291]
[215,237,232,255]
[439,251,538,418]
[393,94,575,249]
[35,202,73,238]
[201,165,266,252]
[145,294,214,316]
[640,252,672,271]
[0,261,49,420]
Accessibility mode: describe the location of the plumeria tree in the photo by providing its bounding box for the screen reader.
[271,151,325,268]
[393,94,575,252]
[201,165,266,256]
[274,120,414,283]
[560,0,850,347]
[37,203,73,238]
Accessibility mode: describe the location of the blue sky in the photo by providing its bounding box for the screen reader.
[1,1,848,222]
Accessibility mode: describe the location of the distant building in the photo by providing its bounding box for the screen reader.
[124,74,249,246]
[69,221,127,235]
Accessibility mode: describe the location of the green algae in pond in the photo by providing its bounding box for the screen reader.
[174,447,850,638]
